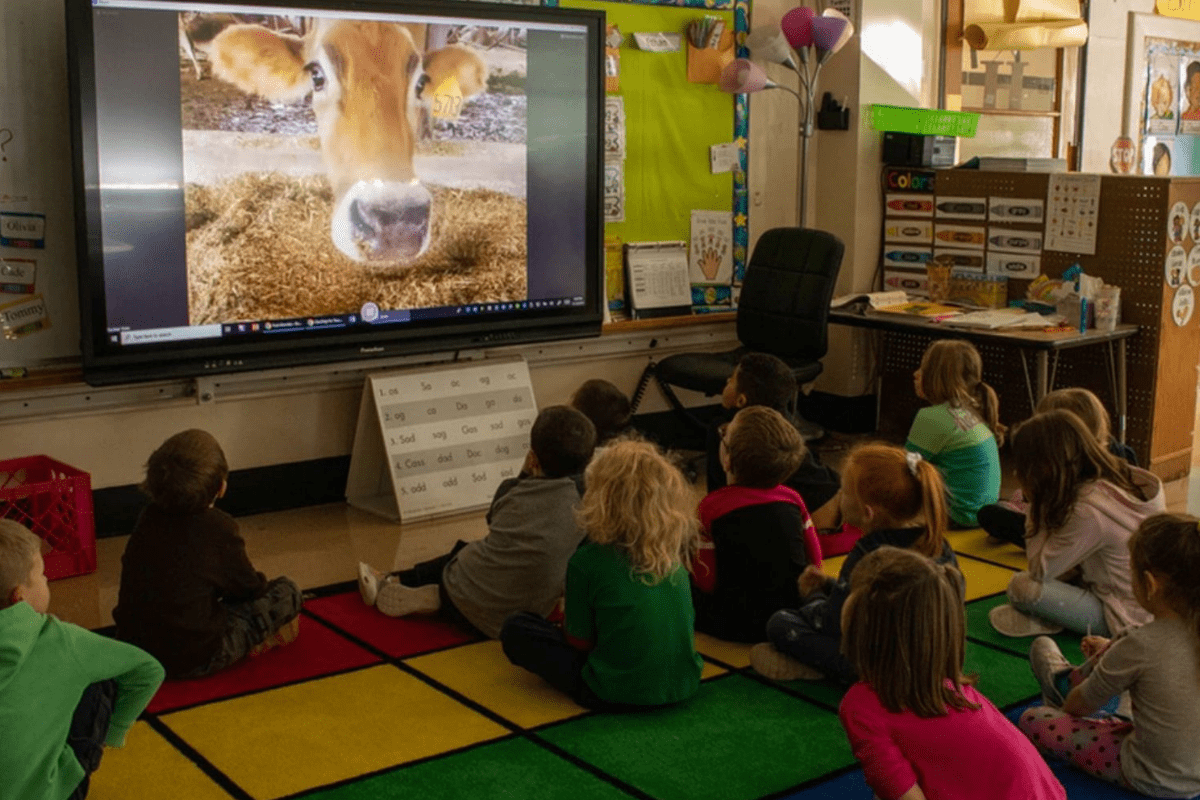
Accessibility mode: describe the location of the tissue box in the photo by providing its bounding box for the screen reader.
[948,270,1007,308]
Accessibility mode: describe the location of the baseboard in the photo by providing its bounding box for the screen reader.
[92,456,352,539]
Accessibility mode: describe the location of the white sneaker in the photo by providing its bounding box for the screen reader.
[375,582,441,618]
[1029,636,1072,706]
[750,642,825,681]
[989,604,1064,637]
[358,562,381,606]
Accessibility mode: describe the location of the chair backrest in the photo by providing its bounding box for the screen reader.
[736,227,844,364]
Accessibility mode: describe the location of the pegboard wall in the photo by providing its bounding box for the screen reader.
[877,171,1200,480]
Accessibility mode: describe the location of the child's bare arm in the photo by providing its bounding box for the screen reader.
[798,564,832,598]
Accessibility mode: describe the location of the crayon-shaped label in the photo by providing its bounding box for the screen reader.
[884,247,932,267]
[884,220,933,243]
[885,194,934,216]
[884,269,928,295]
[988,227,1043,252]
[935,196,987,219]
[934,225,986,248]
[988,197,1044,222]
[933,248,985,272]
[986,252,1041,277]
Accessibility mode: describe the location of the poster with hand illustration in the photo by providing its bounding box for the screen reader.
[689,210,732,284]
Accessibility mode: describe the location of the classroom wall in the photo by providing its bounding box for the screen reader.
[0,0,1166,490]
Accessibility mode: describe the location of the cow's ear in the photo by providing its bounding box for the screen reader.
[211,25,311,103]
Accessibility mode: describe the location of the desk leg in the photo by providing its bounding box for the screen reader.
[1036,351,1049,406]
[1117,338,1127,444]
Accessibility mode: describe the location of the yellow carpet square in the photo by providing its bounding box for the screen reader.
[695,632,752,669]
[946,527,1028,570]
[162,664,508,799]
[957,554,1018,600]
[820,555,846,579]
[407,640,588,729]
[90,721,228,800]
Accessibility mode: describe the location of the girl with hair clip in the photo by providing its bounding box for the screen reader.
[839,546,1066,800]
[980,387,1137,548]
[499,438,704,709]
[750,443,958,685]
[906,339,1004,528]
[990,409,1164,639]
[1019,513,1200,798]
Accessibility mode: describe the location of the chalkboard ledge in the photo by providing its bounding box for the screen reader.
[602,311,735,333]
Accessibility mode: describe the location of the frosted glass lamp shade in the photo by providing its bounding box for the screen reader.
[746,27,797,68]
[811,16,848,51]
[718,58,771,93]
[820,8,855,53]
[781,6,815,48]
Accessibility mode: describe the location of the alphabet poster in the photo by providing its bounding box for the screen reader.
[345,356,537,522]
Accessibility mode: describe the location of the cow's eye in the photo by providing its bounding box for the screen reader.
[306,62,327,92]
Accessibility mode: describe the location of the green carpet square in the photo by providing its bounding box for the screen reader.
[302,737,634,800]
[773,675,846,711]
[536,674,855,800]
[966,594,1086,664]
[965,640,1040,709]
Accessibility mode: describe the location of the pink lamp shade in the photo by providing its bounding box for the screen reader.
[820,8,855,53]
[780,6,815,49]
[718,58,772,93]
[811,15,848,52]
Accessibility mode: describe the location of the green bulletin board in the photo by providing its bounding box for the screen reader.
[552,0,750,303]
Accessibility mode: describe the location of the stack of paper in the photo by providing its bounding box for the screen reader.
[943,309,1061,329]
[830,290,908,310]
[871,301,963,321]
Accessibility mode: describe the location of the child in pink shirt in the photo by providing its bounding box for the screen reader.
[838,546,1065,800]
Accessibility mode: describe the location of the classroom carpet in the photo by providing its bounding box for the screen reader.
[88,530,1143,800]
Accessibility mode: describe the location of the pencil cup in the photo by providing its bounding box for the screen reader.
[1095,286,1120,331]
[926,256,952,302]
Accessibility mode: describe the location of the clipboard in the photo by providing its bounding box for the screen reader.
[624,241,693,319]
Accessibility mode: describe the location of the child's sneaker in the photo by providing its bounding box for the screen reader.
[375,582,440,618]
[1029,636,1072,706]
[750,642,824,681]
[358,562,383,606]
[988,603,1064,637]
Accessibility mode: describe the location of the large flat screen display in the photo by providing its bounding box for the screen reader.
[66,0,604,384]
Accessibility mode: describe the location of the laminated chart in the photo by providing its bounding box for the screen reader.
[346,356,537,522]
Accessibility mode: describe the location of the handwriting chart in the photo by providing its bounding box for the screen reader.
[345,356,537,522]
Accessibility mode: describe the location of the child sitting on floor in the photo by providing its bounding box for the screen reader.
[570,378,632,447]
[751,443,957,685]
[1020,513,1200,798]
[839,546,1066,800]
[359,405,595,638]
[692,405,822,642]
[499,438,703,710]
[979,386,1136,548]
[1,520,164,800]
[707,353,841,531]
[115,430,302,679]
[989,409,1163,639]
[906,339,1004,528]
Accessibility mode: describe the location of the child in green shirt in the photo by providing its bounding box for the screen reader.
[500,438,703,709]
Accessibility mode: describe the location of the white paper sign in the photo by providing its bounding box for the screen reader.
[626,242,692,311]
[1045,173,1100,255]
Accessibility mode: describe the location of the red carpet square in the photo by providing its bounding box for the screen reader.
[147,613,381,713]
[303,591,481,658]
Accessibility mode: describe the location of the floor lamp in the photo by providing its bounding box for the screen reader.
[718,7,853,227]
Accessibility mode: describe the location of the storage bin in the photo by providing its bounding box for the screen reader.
[0,455,97,580]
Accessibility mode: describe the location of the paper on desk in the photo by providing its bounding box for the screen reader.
[831,290,908,309]
[944,309,1061,329]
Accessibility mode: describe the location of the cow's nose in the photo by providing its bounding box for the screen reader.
[350,196,429,238]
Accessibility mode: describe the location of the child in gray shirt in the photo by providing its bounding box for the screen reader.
[1018,513,1200,798]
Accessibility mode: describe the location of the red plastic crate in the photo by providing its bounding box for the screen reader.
[0,455,97,581]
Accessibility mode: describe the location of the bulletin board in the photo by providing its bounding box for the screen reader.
[554,0,751,288]
[1126,12,1200,177]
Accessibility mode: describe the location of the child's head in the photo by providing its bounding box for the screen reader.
[841,546,976,717]
[722,353,797,414]
[569,379,631,445]
[1037,387,1111,445]
[721,406,805,488]
[915,339,1005,445]
[0,520,49,613]
[142,429,229,514]
[578,438,699,582]
[530,405,596,478]
[840,443,948,555]
[1129,514,1200,634]
[1010,409,1137,532]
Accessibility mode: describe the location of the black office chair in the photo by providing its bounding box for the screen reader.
[638,227,845,439]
